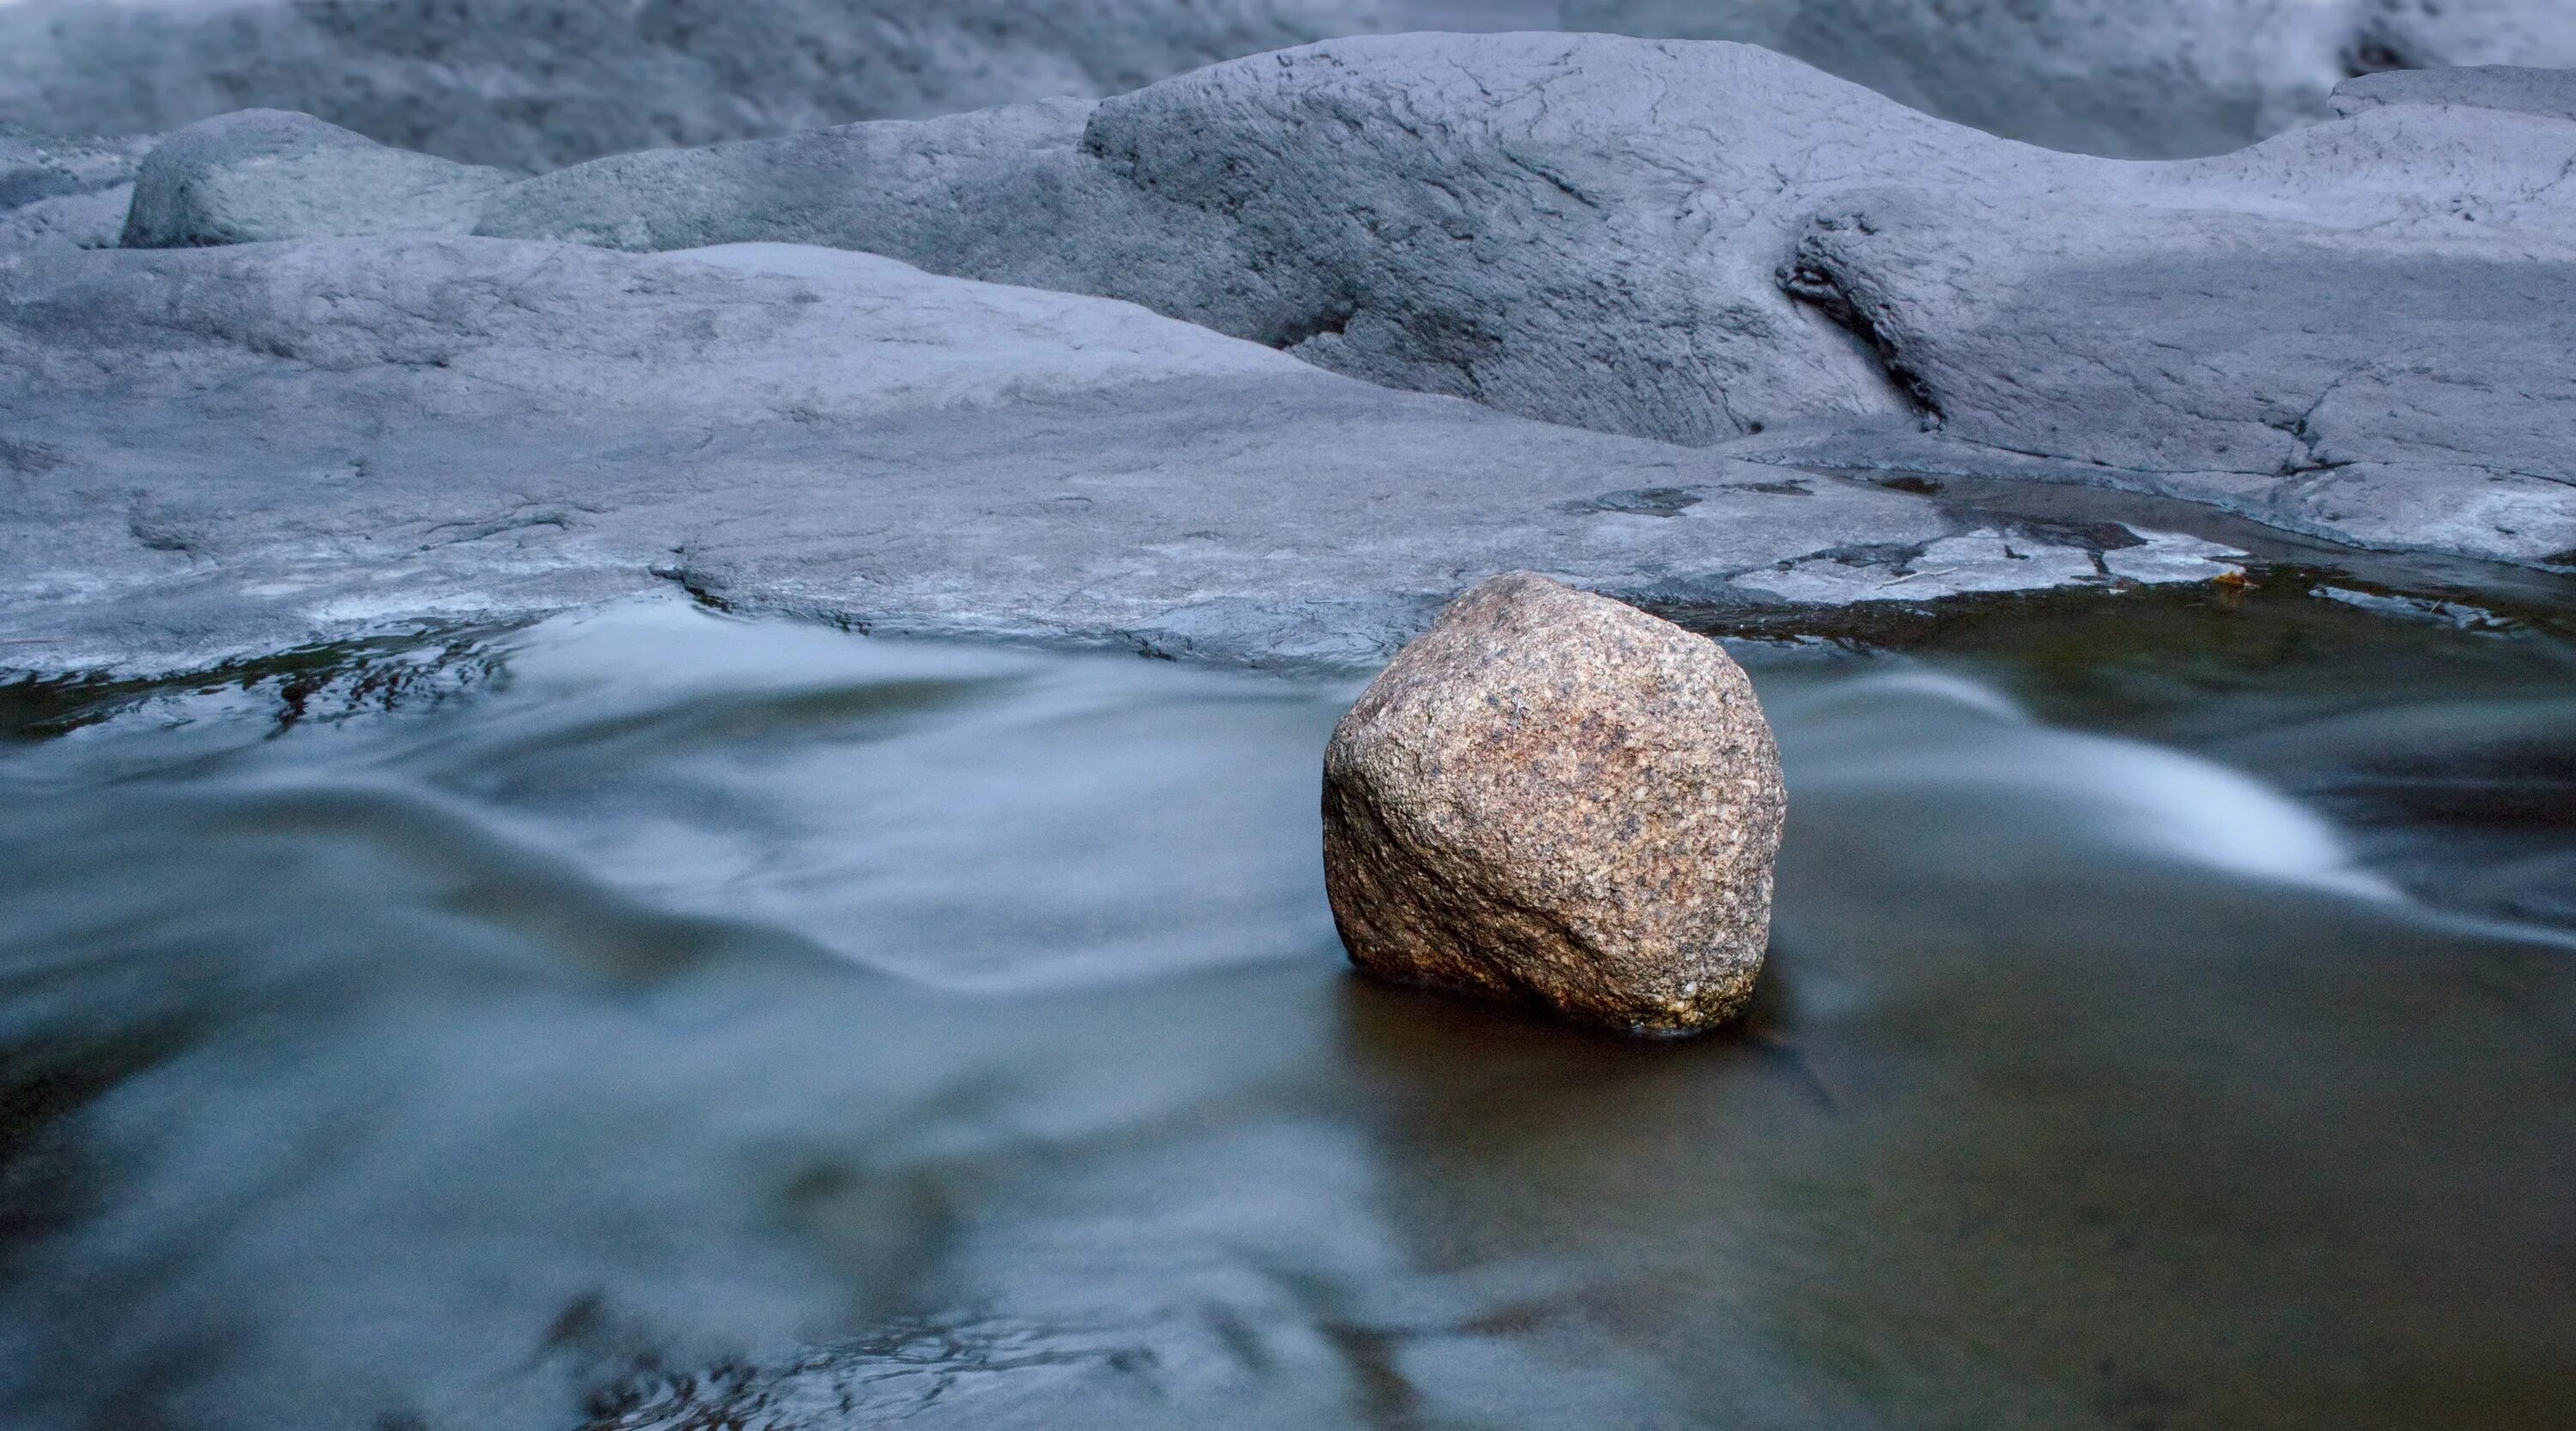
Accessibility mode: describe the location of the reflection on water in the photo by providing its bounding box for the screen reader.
[0,593,2569,1431]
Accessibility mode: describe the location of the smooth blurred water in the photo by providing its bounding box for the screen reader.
[0,589,2569,1431]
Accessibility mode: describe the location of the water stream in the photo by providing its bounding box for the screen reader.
[1,573,2570,1431]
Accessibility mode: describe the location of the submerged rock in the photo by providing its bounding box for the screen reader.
[1321,573,1785,1034]
[121,110,512,249]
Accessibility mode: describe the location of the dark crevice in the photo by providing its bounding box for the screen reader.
[1564,485,1706,518]
[2342,25,2422,80]
[2264,412,2351,478]
[1778,257,1944,426]
[0,439,62,476]
[1274,302,1354,350]
[647,558,741,615]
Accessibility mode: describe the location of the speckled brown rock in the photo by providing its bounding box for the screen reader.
[1321,573,1786,1034]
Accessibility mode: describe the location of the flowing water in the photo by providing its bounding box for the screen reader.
[1,569,2571,1431]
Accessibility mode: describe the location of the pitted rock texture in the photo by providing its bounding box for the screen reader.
[1321,573,1786,1034]
[3,0,2573,166]
[121,109,512,249]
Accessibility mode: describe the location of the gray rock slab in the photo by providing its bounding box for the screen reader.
[0,0,1410,172]
[1563,0,2576,160]
[0,185,132,255]
[471,33,2576,567]
[0,125,149,257]
[3,0,2572,166]
[0,124,149,210]
[0,236,2229,678]
[478,37,2032,447]
[120,109,514,248]
[2332,64,2576,122]
[1764,101,2576,566]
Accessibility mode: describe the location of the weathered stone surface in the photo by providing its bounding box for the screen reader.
[1321,573,1785,1034]
[1756,97,2576,567]
[2331,63,2576,121]
[3,0,2571,166]
[470,98,1156,276]
[23,33,2574,572]
[121,109,513,249]
[0,235,2222,679]
[477,38,2018,446]
[0,124,147,255]
[467,34,2576,566]
[1,186,132,254]
[0,0,1408,172]
[0,124,148,210]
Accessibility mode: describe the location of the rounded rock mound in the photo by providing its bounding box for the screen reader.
[121,109,510,249]
[1321,573,1786,1034]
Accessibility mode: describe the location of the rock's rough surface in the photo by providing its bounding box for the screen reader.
[0,124,148,255]
[0,236,2213,678]
[121,110,513,248]
[1322,573,1785,1033]
[2331,63,2576,121]
[0,0,1408,172]
[2,186,131,254]
[469,33,2576,567]
[477,39,1990,447]
[0,124,147,210]
[472,98,1153,279]
[1763,108,2576,567]
[2,0,2571,166]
